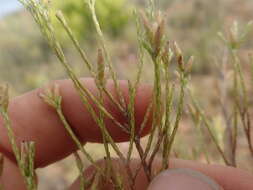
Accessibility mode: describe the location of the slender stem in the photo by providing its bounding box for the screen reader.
[189,91,231,165]
[86,0,126,109]
[166,73,186,166]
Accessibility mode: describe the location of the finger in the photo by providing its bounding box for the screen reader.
[0,156,26,190]
[0,78,153,168]
[69,158,253,190]
[148,168,223,190]
[169,159,253,190]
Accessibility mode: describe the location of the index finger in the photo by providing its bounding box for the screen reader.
[0,78,153,168]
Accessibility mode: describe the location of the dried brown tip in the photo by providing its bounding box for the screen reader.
[154,18,165,57]
[173,42,184,71]
[140,10,154,43]
[185,56,194,72]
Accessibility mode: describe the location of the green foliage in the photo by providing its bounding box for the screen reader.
[51,0,132,41]
[1,0,253,188]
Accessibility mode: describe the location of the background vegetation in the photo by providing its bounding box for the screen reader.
[0,0,253,189]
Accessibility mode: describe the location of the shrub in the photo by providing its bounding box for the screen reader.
[51,0,132,42]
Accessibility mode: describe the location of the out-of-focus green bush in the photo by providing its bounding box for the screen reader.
[51,0,132,42]
[1,0,252,95]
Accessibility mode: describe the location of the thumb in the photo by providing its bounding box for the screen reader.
[148,168,223,190]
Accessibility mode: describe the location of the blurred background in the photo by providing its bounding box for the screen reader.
[1,0,253,189]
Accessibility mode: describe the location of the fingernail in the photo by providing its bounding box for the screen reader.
[148,168,223,190]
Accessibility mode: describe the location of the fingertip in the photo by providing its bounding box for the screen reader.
[148,168,223,190]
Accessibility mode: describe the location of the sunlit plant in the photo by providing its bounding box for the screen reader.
[0,0,252,189]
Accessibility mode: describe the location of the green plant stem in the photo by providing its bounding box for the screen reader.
[144,58,162,158]
[20,0,128,135]
[127,81,136,163]
[231,49,253,159]
[162,83,175,170]
[56,105,101,171]
[0,110,37,190]
[142,57,162,181]
[166,73,186,167]
[56,11,126,114]
[189,91,230,165]
[55,11,93,72]
[74,152,86,190]
[86,0,126,110]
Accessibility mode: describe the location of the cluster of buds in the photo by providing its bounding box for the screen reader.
[39,83,62,109]
[140,11,194,74]
[173,42,194,74]
[140,11,166,59]
[218,20,253,50]
[161,41,173,67]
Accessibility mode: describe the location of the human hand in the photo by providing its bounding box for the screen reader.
[0,78,252,189]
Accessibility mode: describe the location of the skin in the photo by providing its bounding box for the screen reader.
[0,78,253,189]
